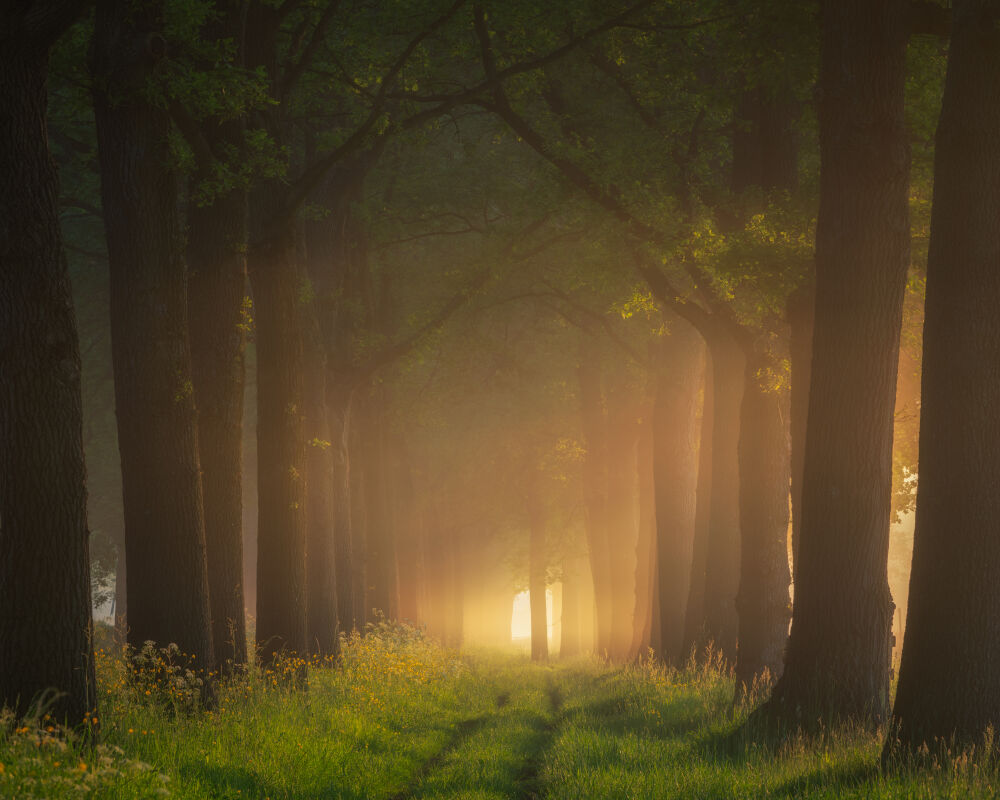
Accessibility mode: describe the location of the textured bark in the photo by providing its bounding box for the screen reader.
[734,361,791,689]
[761,0,909,727]
[188,153,248,672]
[888,0,1000,754]
[652,325,703,664]
[787,283,814,585]
[0,13,96,723]
[682,352,713,656]
[579,349,614,656]
[701,332,745,663]
[93,0,214,670]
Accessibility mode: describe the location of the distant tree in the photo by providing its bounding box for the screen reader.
[887,0,1000,756]
[756,0,910,728]
[651,322,704,664]
[0,0,96,725]
[92,0,215,671]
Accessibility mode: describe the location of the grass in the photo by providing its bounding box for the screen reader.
[2,628,1000,799]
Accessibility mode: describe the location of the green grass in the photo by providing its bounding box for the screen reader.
[2,630,999,799]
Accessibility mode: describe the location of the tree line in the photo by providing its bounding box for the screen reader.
[2,0,998,760]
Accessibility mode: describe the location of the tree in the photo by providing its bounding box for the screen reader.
[92,0,215,671]
[755,0,910,728]
[0,0,96,725]
[651,322,704,663]
[887,0,1000,756]
[185,0,252,672]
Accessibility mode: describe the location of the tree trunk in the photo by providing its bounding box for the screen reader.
[303,314,338,655]
[560,552,583,657]
[247,221,308,661]
[605,397,639,662]
[528,497,549,662]
[0,22,96,724]
[888,0,1000,754]
[630,418,656,659]
[761,0,909,728]
[361,387,398,620]
[350,415,369,628]
[652,324,703,664]
[187,163,248,672]
[92,0,215,671]
[734,361,791,690]
[701,332,745,664]
[393,437,421,624]
[328,380,357,631]
[682,350,713,657]
[578,348,614,656]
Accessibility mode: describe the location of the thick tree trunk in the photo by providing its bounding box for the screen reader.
[701,332,745,664]
[93,0,215,671]
[734,362,791,690]
[761,0,909,728]
[0,28,96,724]
[888,0,1000,755]
[682,351,713,656]
[188,175,248,672]
[247,222,308,661]
[652,325,703,664]
[578,350,614,656]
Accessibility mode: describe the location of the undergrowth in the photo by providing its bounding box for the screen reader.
[3,631,1000,799]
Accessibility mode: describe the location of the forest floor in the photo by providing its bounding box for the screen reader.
[1,625,997,799]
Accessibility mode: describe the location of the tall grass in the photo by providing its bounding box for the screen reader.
[3,631,1000,798]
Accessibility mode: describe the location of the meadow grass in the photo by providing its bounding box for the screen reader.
[2,630,1000,798]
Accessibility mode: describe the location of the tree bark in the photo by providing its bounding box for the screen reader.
[888,0,1000,755]
[760,0,909,728]
[92,0,215,672]
[247,220,309,661]
[652,324,704,664]
[734,360,791,690]
[187,153,248,673]
[701,332,745,664]
[303,313,338,655]
[0,10,96,723]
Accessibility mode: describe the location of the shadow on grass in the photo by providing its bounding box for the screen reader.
[389,713,493,800]
[562,692,711,741]
[182,761,375,800]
